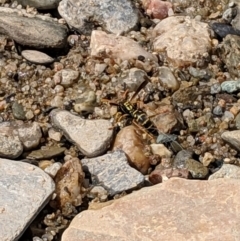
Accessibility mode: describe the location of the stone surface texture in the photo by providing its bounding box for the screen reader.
[221,130,240,151]
[50,109,113,157]
[16,0,61,9]
[21,50,54,65]
[58,0,138,34]
[81,150,145,195]
[0,12,68,48]
[90,30,158,62]
[153,16,211,67]
[209,164,240,180]
[62,178,240,241]
[0,158,55,241]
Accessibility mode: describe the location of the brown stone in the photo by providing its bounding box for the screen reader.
[62,178,240,241]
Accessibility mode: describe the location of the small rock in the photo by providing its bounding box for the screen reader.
[201,152,215,167]
[150,143,172,158]
[21,50,54,65]
[113,125,151,174]
[48,128,62,141]
[44,162,62,178]
[173,149,193,169]
[62,178,240,241]
[81,150,145,196]
[185,159,209,179]
[27,146,66,160]
[87,186,108,202]
[149,167,190,184]
[221,80,240,93]
[221,130,240,151]
[0,12,68,48]
[53,157,85,216]
[153,16,211,67]
[235,112,240,129]
[58,0,139,34]
[210,83,221,94]
[209,164,240,180]
[16,0,61,9]
[90,30,157,62]
[211,22,240,38]
[50,109,113,157]
[213,105,223,116]
[53,69,79,87]
[0,158,55,241]
[12,101,26,120]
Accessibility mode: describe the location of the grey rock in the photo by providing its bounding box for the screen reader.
[221,80,240,93]
[53,69,79,87]
[210,83,221,94]
[231,6,240,30]
[209,164,240,180]
[27,146,66,160]
[235,112,240,129]
[16,0,61,9]
[173,149,193,169]
[81,150,145,195]
[21,50,54,65]
[213,105,223,116]
[50,109,113,157]
[221,130,240,151]
[0,12,68,48]
[15,121,42,151]
[12,101,26,120]
[0,158,55,241]
[58,0,138,34]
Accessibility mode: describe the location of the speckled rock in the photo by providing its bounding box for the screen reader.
[12,101,26,120]
[50,109,113,157]
[153,16,211,66]
[53,69,79,87]
[185,159,209,179]
[0,12,68,48]
[81,150,145,196]
[209,164,240,180]
[16,0,61,9]
[62,178,240,241]
[173,149,193,168]
[221,130,240,151]
[90,30,158,62]
[218,35,240,77]
[21,50,54,65]
[0,158,55,241]
[221,80,240,93]
[58,0,138,34]
[0,122,23,159]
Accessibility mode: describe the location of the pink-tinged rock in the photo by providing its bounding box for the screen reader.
[90,30,158,62]
[62,178,240,241]
[143,0,173,19]
[149,167,190,184]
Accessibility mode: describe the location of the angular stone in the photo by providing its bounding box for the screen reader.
[221,130,240,151]
[16,0,61,9]
[53,69,79,87]
[81,150,145,195]
[21,50,54,65]
[0,158,55,241]
[90,30,157,62]
[153,16,211,67]
[58,0,138,34]
[50,109,113,157]
[0,12,68,48]
[62,178,240,241]
[209,164,240,180]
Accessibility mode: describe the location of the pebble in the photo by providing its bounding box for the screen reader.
[210,83,221,94]
[213,105,223,116]
[173,149,194,169]
[81,150,145,196]
[27,146,66,160]
[185,159,209,179]
[235,112,240,129]
[21,50,54,65]
[62,178,240,241]
[158,66,180,92]
[53,157,85,216]
[209,164,240,180]
[221,80,240,93]
[58,0,139,34]
[0,158,55,241]
[211,22,240,38]
[221,130,240,151]
[0,11,68,48]
[53,69,79,87]
[153,16,211,67]
[50,109,113,157]
[44,162,62,178]
[90,30,158,62]
[150,143,172,158]
[16,0,61,9]
[113,125,151,175]
[201,152,215,167]
[12,101,26,120]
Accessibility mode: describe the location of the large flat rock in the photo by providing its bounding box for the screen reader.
[62,178,240,241]
[0,159,55,241]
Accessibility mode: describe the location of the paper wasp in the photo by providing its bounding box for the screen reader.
[102,80,183,152]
